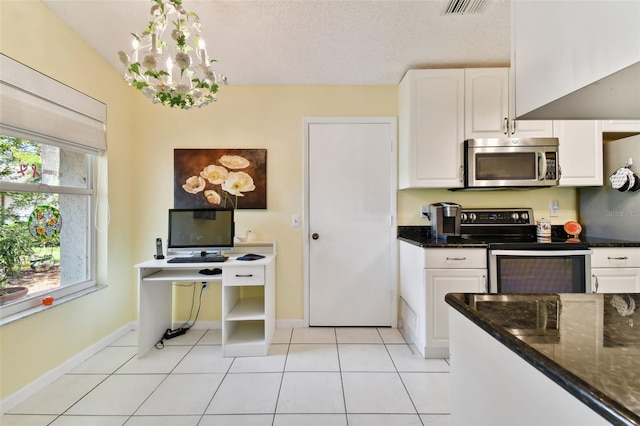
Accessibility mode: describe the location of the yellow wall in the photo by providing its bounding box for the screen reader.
[129,86,398,322]
[398,187,578,226]
[0,0,580,402]
[0,0,136,399]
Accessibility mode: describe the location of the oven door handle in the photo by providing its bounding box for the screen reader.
[490,249,592,257]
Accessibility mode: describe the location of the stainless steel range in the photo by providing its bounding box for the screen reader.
[460,208,592,293]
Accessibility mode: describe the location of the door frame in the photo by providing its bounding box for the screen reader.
[303,117,398,327]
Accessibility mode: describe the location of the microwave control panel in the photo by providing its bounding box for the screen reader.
[545,152,557,180]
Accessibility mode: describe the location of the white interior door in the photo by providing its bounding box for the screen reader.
[305,118,397,326]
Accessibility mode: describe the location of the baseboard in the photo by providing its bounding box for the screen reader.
[276,319,305,329]
[0,321,136,415]
[178,320,222,330]
[178,320,305,330]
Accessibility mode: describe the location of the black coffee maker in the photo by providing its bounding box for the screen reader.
[427,202,462,240]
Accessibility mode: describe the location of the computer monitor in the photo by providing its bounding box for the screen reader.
[167,208,235,256]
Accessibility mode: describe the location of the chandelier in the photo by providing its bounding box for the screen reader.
[117,0,227,109]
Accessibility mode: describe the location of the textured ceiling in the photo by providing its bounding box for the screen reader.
[42,0,511,86]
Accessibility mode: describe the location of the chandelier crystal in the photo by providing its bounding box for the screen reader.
[118,0,227,109]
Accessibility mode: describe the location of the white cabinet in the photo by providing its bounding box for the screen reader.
[399,69,465,188]
[399,242,486,358]
[464,68,553,139]
[590,247,640,293]
[601,120,640,133]
[553,121,603,186]
[222,261,275,356]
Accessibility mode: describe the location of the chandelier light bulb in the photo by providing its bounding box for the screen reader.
[117,0,227,109]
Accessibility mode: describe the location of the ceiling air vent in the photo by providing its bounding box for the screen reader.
[441,0,487,15]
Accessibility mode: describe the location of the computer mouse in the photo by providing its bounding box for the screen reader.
[198,268,222,275]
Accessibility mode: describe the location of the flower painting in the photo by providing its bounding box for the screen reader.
[174,149,267,209]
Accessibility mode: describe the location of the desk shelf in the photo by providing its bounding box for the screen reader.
[223,321,268,357]
[226,298,265,321]
[142,269,222,283]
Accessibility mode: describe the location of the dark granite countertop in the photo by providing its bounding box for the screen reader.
[398,226,640,248]
[446,292,640,425]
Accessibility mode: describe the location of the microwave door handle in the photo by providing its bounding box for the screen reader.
[537,151,548,180]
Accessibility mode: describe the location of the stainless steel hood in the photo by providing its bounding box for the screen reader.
[512,1,640,121]
[515,62,640,121]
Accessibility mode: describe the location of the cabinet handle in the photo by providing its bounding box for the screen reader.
[483,275,487,293]
[446,257,466,261]
[459,165,464,182]
[503,117,509,135]
[608,256,628,260]
[591,274,599,293]
[510,119,516,135]
[235,274,254,278]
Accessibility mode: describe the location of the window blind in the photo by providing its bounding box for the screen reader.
[0,54,107,155]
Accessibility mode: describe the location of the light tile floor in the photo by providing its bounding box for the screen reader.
[2,327,450,426]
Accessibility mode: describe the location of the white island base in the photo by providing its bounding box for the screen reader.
[449,308,608,426]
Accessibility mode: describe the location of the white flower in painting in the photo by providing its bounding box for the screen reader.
[200,164,228,185]
[182,176,206,194]
[175,52,192,69]
[204,190,221,205]
[222,171,255,196]
[118,50,130,66]
[219,155,250,170]
[142,54,158,70]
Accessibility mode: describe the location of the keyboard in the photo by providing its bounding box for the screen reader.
[167,255,228,263]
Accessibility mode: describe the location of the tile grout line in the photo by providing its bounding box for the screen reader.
[380,327,426,425]
[270,328,293,426]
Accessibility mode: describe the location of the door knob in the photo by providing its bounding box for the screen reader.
[312,233,319,240]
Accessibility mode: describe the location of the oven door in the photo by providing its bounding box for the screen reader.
[489,249,591,293]
[466,146,559,187]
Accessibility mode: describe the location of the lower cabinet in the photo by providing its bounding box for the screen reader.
[590,247,640,293]
[399,242,487,358]
[426,268,487,357]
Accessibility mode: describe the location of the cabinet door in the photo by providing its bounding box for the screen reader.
[399,69,464,188]
[426,269,487,353]
[554,121,603,186]
[601,120,640,133]
[465,68,509,139]
[591,268,640,293]
[465,68,552,138]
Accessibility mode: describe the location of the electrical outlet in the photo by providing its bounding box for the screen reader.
[550,199,560,217]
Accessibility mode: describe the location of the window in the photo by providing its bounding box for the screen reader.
[0,137,96,316]
[0,54,106,320]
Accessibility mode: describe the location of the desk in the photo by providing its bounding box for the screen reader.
[135,249,275,358]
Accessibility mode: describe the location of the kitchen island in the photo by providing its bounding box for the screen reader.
[446,292,640,425]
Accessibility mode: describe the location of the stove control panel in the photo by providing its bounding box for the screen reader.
[461,208,534,225]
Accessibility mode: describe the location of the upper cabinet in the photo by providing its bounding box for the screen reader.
[553,121,603,187]
[601,121,640,133]
[399,69,465,189]
[464,68,553,139]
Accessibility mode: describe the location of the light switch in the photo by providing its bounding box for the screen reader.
[291,215,300,228]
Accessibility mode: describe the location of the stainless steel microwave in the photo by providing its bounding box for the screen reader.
[464,138,560,188]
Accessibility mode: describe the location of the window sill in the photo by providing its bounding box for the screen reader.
[0,285,107,327]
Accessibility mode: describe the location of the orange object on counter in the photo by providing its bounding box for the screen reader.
[42,296,54,306]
